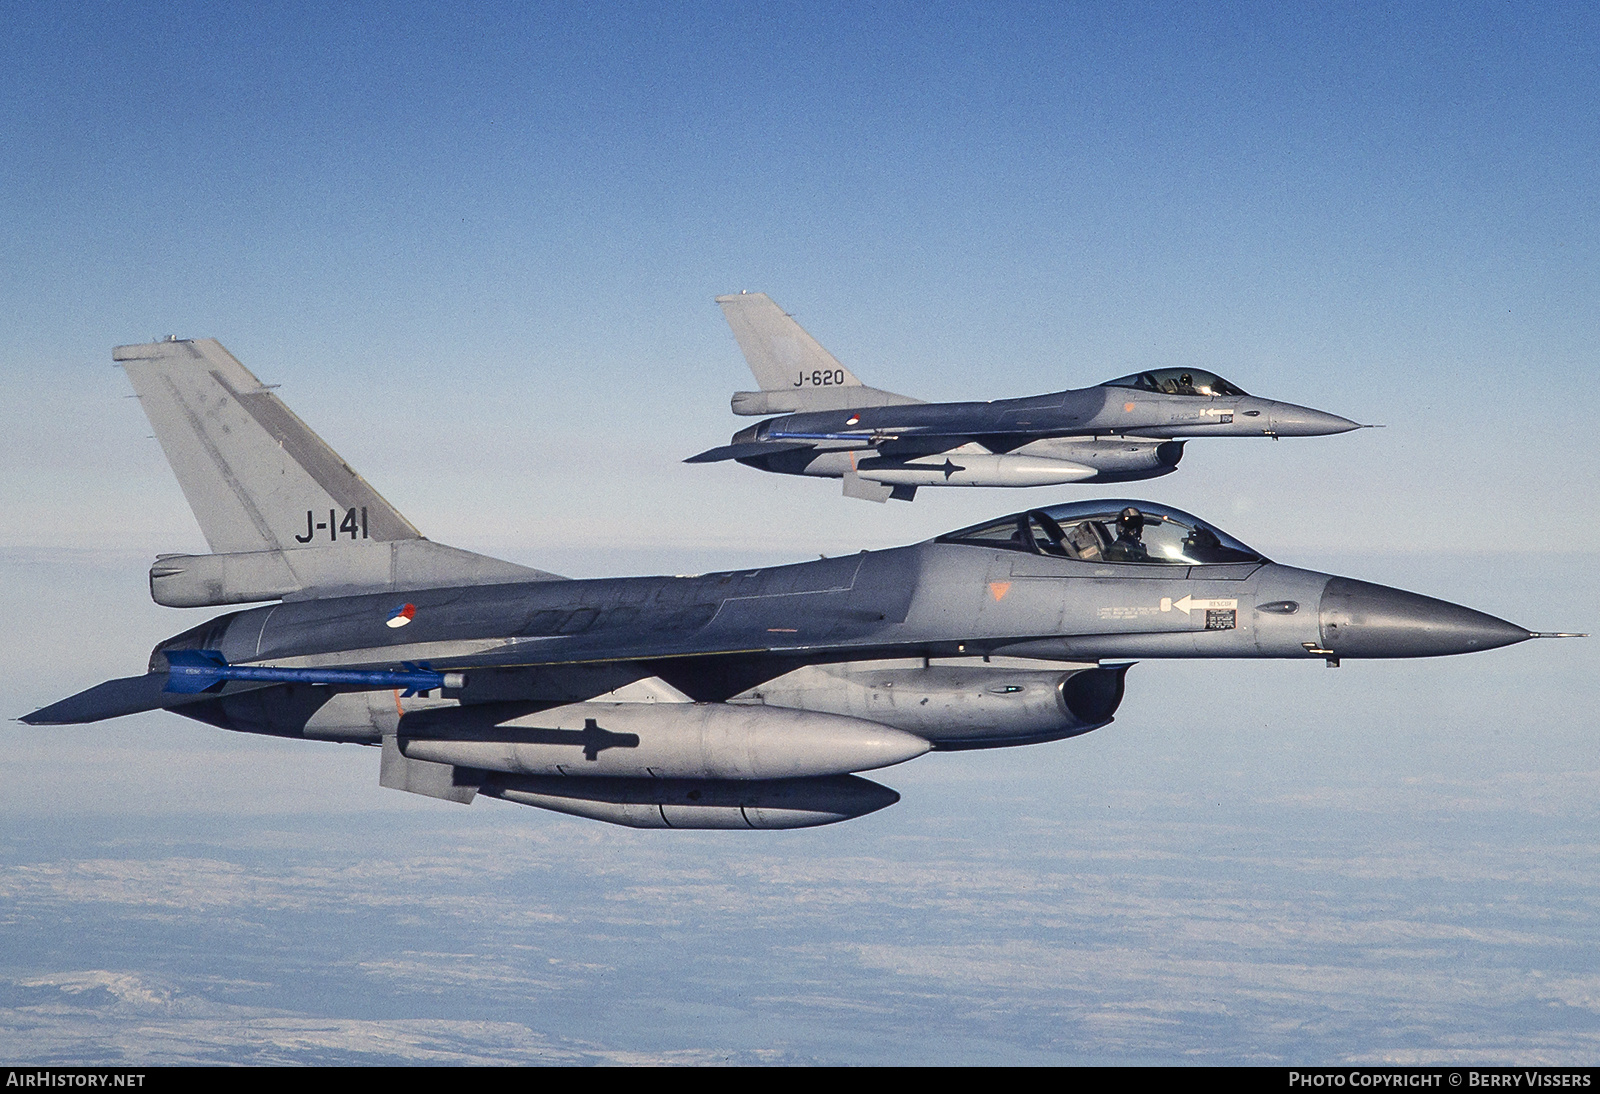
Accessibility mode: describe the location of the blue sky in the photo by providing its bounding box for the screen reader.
[1,2,1597,1064]
[4,1,1597,565]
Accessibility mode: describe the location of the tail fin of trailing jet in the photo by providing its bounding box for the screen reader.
[116,338,558,606]
[714,293,922,416]
[117,338,419,553]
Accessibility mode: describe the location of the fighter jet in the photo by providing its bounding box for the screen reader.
[687,293,1365,501]
[23,338,1576,829]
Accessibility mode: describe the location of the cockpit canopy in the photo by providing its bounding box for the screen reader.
[1104,368,1249,398]
[937,500,1266,566]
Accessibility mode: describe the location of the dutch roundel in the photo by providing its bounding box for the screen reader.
[385,603,416,629]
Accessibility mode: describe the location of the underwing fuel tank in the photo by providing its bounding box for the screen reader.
[398,701,932,780]
[856,453,1096,488]
[481,773,901,829]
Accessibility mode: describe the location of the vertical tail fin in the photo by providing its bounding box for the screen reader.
[714,293,921,416]
[715,292,867,392]
[115,338,420,554]
[116,338,558,606]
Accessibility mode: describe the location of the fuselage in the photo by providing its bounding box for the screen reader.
[155,503,1528,708]
[727,382,1360,488]
[742,383,1356,444]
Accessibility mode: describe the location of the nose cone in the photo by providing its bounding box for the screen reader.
[1267,401,1363,436]
[1319,577,1532,658]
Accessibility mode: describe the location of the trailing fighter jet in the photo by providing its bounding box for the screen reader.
[687,292,1365,501]
[23,338,1577,829]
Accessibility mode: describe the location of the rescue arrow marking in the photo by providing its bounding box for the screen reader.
[1161,594,1239,615]
[989,582,1011,601]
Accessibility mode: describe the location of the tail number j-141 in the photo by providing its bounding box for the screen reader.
[295,507,369,543]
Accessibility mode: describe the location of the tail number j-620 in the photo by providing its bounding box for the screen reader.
[794,369,847,387]
[295,507,369,543]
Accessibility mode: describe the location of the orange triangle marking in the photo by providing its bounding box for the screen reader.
[989,581,1011,601]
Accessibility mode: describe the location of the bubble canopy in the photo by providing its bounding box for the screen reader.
[1103,368,1249,397]
[936,500,1267,566]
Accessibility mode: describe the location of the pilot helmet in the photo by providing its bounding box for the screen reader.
[1118,507,1144,536]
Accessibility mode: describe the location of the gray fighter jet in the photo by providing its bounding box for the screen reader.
[24,339,1576,829]
[688,292,1364,501]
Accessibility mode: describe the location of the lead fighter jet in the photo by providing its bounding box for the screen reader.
[24,339,1576,829]
[688,293,1365,501]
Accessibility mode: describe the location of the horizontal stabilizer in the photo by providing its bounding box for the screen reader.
[683,440,814,464]
[20,672,274,725]
[22,674,176,725]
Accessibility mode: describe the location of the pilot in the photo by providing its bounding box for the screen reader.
[1104,507,1149,562]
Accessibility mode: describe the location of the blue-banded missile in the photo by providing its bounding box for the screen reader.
[163,649,465,696]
